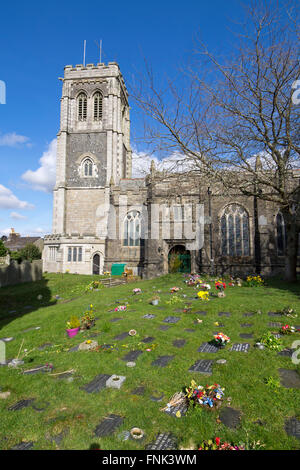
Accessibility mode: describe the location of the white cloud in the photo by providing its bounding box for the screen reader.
[0,185,34,210]
[131,149,194,177]
[22,139,57,192]
[0,227,11,237]
[10,211,27,220]
[0,132,31,147]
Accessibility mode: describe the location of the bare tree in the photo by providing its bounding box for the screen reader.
[131,0,300,281]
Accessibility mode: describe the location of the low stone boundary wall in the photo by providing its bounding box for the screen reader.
[0,259,43,288]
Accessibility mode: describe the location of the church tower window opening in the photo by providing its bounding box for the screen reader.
[78,92,87,121]
[93,92,103,121]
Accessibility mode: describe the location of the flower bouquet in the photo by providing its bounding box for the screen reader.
[185,380,225,410]
[170,286,180,293]
[245,275,264,287]
[198,438,245,451]
[133,288,142,295]
[114,305,127,312]
[81,305,96,330]
[197,291,209,301]
[213,332,230,348]
[258,332,282,350]
[280,324,299,335]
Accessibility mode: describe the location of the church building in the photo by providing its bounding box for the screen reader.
[43,62,299,278]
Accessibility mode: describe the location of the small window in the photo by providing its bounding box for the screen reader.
[84,158,93,176]
[68,246,83,262]
[49,246,57,261]
[78,92,87,121]
[93,92,103,121]
[123,211,141,247]
[68,247,72,262]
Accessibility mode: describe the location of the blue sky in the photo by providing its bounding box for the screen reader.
[0,0,265,237]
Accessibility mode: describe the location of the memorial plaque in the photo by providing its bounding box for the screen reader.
[159,325,170,331]
[230,343,250,352]
[131,386,145,396]
[285,417,300,440]
[163,316,181,324]
[195,311,207,316]
[197,342,219,353]
[110,318,123,323]
[68,345,79,352]
[38,343,53,351]
[278,348,295,357]
[113,332,129,341]
[268,322,282,328]
[80,374,111,393]
[164,402,188,418]
[8,399,35,411]
[145,432,177,450]
[268,312,282,317]
[219,407,241,429]
[94,414,124,437]
[243,313,254,317]
[141,337,155,343]
[122,350,143,362]
[218,312,231,317]
[240,323,253,328]
[10,441,34,450]
[173,339,186,348]
[278,369,300,389]
[239,333,253,339]
[188,359,213,375]
[143,314,156,319]
[151,355,174,368]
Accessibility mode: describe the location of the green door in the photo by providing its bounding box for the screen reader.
[179,253,191,273]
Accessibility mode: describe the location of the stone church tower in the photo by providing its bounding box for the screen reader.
[44,62,132,274]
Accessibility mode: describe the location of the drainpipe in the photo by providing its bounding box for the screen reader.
[207,187,214,275]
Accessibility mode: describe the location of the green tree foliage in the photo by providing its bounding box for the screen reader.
[0,240,8,257]
[19,244,41,262]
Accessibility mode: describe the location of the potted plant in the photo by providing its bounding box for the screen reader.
[149,295,160,306]
[81,305,96,330]
[66,316,81,338]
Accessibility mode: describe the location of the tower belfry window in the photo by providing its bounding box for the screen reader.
[93,92,103,121]
[84,158,93,176]
[78,93,87,121]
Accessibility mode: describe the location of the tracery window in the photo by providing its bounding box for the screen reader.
[123,211,141,247]
[220,204,250,256]
[78,92,87,121]
[93,92,103,121]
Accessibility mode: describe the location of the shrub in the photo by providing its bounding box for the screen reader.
[20,244,41,262]
[0,240,8,257]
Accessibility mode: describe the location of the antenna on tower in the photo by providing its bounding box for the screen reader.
[95,39,103,63]
[83,40,86,66]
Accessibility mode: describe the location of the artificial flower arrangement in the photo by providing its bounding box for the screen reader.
[66,316,81,330]
[213,332,230,347]
[170,286,180,293]
[166,294,183,305]
[278,306,298,318]
[198,438,245,451]
[197,291,210,301]
[133,288,142,294]
[280,324,300,335]
[185,380,225,409]
[81,304,96,330]
[245,275,264,287]
[257,332,282,351]
[215,281,226,291]
[114,305,127,311]
[199,283,211,290]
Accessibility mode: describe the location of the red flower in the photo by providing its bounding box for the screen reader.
[215,437,221,446]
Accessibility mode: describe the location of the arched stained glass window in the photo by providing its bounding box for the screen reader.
[123,211,141,246]
[78,92,87,121]
[93,92,103,121]
[220,204,250,256]
[276,212,286,255]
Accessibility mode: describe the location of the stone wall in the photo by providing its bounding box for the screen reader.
[0,260,43,288]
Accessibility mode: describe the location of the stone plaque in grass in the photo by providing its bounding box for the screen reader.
[163,316,181,324]
[174,308,184,313]
[230,343,250,352]
[268,322,282,328]
[31,401,50,412]
[218,312,231,317]
[110,317,123,323]
[173,339,186,348]
[22,326,40,333]
[278,348,295,357]
[10,441,35,450]
[158,325,171,331]
[8,399,35,411]
[195,311,207,316]
[268,311,282,317]
[239,333,253,339]
[240,323,253,328]
[197,342,219,353]
[243,312,254,317]
[146,432,177,450]
[122,350,143,362]
[141,336,155,343]
[151,355,175,368]
[164,402,188,418]
[113,332,129,341]
[0,337,14,343]
[80,374,111,393]
[278,369,300,389]
[38,343,53,351]
[185,328,196,333]
[150,392,164,402]
[68,344,80,352]
[189,359,213,375]
[143,314,156,319]
[94,414,124,437]
[219,407,242,429]
[131,386,146,396]
[285,417,300,440]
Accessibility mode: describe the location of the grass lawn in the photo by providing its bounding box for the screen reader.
[0,272,300,450]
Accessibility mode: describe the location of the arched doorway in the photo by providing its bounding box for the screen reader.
[92,254,100,275]
[168,245,191,273]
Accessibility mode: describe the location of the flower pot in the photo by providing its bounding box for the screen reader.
[66,327,80,338]
[151,300,159,306]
